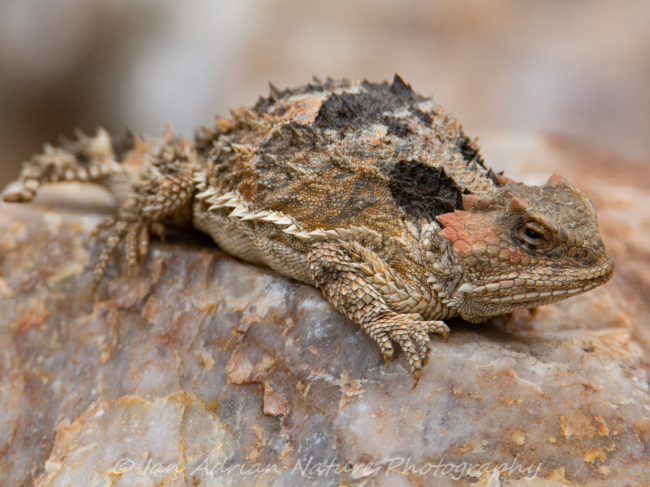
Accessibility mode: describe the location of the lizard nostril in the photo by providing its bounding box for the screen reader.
[578,248,590,260]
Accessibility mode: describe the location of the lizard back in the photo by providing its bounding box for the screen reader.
[197,76,499,240]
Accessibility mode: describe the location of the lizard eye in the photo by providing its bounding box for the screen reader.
[525,228,541,240]
[516,222,551,250]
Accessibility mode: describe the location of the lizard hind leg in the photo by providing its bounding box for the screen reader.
[90,217,159,291]
[89,142,197,291]
[308,241,449,387]
[90,210,169,292]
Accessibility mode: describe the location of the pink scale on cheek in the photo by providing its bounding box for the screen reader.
[457,229,471,241]
[504,246,529,266]
[464,218,493,242]
[440,227,459,243]
[454,240,473,257]
[437,213,458,227]
[484,225,501,244]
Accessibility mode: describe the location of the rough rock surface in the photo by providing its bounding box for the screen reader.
[1,134,649,486]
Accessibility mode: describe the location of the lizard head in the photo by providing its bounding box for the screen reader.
[434,173,614,322]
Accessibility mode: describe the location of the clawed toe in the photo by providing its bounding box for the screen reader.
[90,219,157,292]
[387,327,422,381]
[373,333,394,371]
[425,320,450,336]
[412,369,421,389]
[368,316,450,387]
[384,355,392,372]
[412,325,433,367]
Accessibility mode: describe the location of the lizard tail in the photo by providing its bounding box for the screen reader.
[2,128,126,203]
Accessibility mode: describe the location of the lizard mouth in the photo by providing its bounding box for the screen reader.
[458,257,614,305]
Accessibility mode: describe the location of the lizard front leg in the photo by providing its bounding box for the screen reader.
[308,241,449,387]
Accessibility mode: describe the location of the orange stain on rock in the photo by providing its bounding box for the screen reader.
[17,307,49,330]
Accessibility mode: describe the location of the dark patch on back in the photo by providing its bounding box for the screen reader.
[254,79,349,114]
[389,160,465,219]
[389,73,413,97]
[381,116,412,138]
[314,77,429,133]
[314,92,375,132]
[413,109,432,126]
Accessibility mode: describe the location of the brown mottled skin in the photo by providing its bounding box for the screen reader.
[2,75,614,386]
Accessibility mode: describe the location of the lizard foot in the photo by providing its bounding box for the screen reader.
[367,314,449,388]
[91,216,165,292]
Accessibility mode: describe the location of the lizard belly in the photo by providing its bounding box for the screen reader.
[193,206,315,286]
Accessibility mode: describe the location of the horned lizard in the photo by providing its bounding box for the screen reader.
[2,75,614,386]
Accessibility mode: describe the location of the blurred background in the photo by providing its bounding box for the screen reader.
[1,0,649,189]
